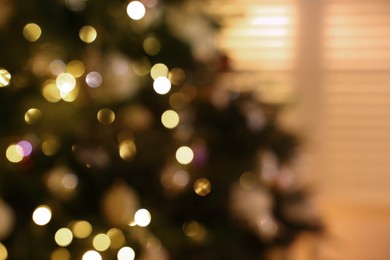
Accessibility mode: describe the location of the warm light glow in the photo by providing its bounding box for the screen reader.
[119,140,137,161]
[169,92,189,109]
[61,85,79,102]
[126,1,146,20]
[143,36,161,56]
[49,60,66,76]
[173,170,190,188]
[54,228,73,247]
[107,228,125,249]
[0,68,11,87]
[134,208,151,227]
[62,173,78,190]
[168,68,186,85]
[42,80,62,103]
[0,243,7,260]
[153,76,171,95]
[6,144,24,163]
[23,23,42,42]
[71,220,92,239]
[79,26,97,43]
[182,220,200,237]
[85,71,102,88]
[239,172,257,190]
[117,246,135,260]
[93,233,111,251]
[175,146,194,165]
[161,110,180,129]
[51,248,71,260]
[32,205,52,226]
[66,60,85,78]
[42,136,60,156]
[17,140,33,157]
[25,108,42,124]
[150,63,169,80]
[97,108,115,124]
[56,73,76,93]
[194,178,211,196]
[133,58,151,76]
[82,250,102,260]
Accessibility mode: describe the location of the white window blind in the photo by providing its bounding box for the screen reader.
[320,0,390,202]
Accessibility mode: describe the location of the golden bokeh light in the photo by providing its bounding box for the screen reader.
[32,205,52,226]
[56,73,76,93]
[0,243,7,260]
[0,68,11,87]
[194,178,211,196]
[51,248,71,260]
[25,108,42,124]
[169,68,186,85]
[93,233,111,251]
[6,144,24,163]
[42,80,62,103]
[49,60,66,76]
[119,140,137,161]
[143,36,161,56]
[70,220,92,239]
[85,71,102,88]
[153,76,171,95]
[182,220,200,237]
[82,250,102,260]
[54,228,73,247]
[97,108,115,124]
[61,85,79,102]
[117,247,135,260]
[150,63,169,80]
[161,110,179,129]
[126,1,146,20]
[66,60,85,78]
[133,58,151,76]
[175,146,194,165]
[23,23,42,42]
[42,136,61,156]
[107,228,125,249]
[134,208,151,227]
[79,25,97,43]
[239,172,257,190]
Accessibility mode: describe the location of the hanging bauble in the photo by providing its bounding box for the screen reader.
[0,199,15,240]
[101,180,139,227]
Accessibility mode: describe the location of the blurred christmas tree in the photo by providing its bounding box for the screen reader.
[0,0,322,259]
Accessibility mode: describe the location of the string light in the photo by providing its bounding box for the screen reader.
[134,208,151,227]
[54,228,73,247]
[32,205,52,226]
[0,68,11,87]
[175,146,194,165]
[79,26,97,43]
[126,1,146,20]
[153,76,171,95]
[117,247,135,260]
[23,23,42,42]
[161,110,180,129]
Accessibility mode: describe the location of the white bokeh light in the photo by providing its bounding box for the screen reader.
[126,1,146,20]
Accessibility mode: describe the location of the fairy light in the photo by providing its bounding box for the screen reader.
[117,247,135,260]
[54,228,73,247]
[161,110,179,129]
[82,250,102,260]
[153,76,171,95]
[32,205,52,226]
[134,208,151,227]
[97,108,115,124]
[0,68,11,87]
[194,178,211,196]
[23,23,42,42]
[126,1,146,20]
[25,108,42,124]
[175,146,194,165]
[93,233,111,251]
[79,26,97,43]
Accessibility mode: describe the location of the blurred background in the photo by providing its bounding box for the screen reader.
[1,0,390,259]
[212,0,390,259]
